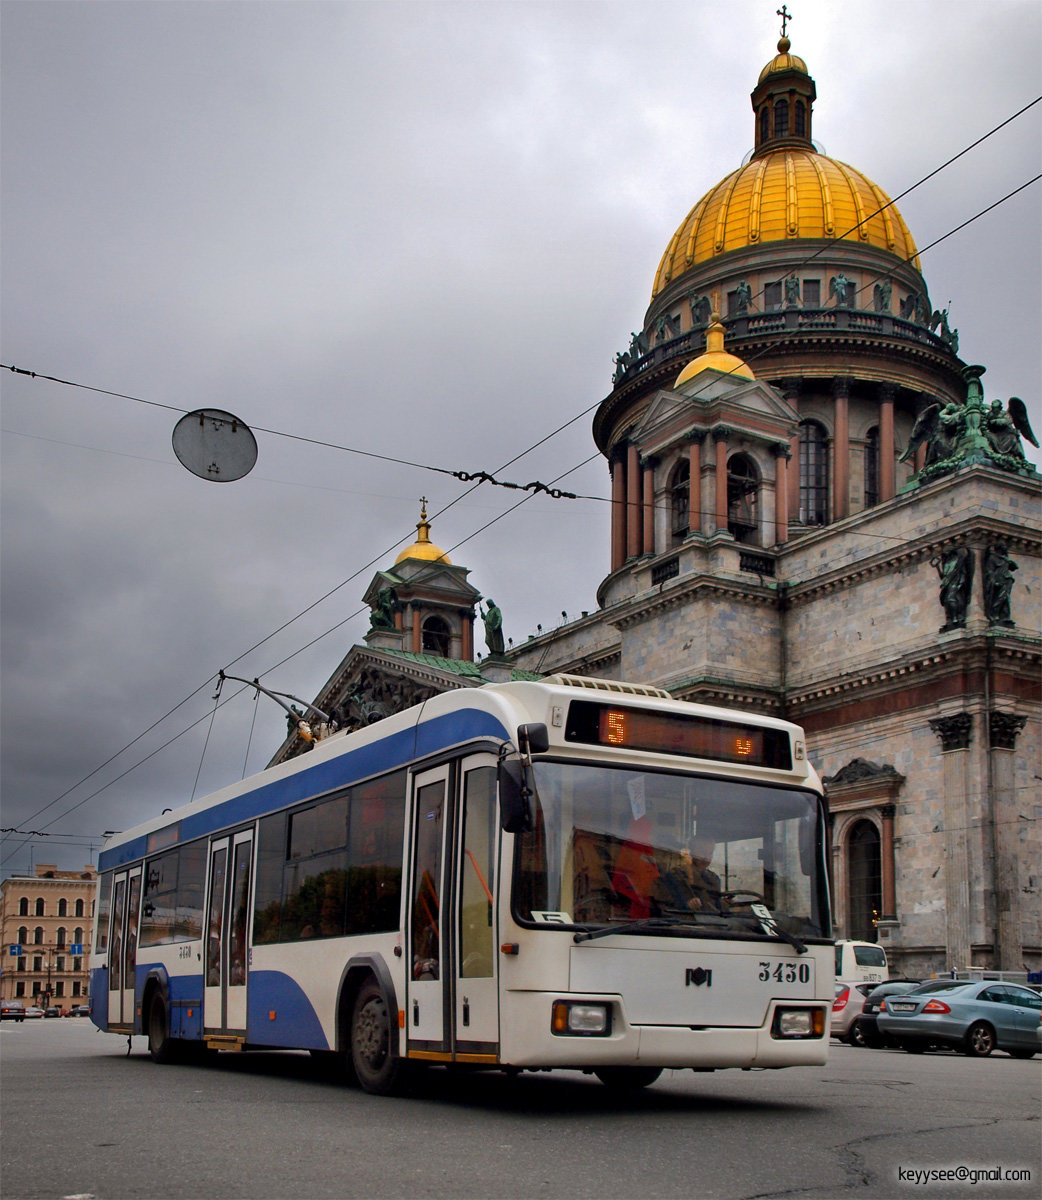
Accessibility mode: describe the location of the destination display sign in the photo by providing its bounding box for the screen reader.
[563,700,793,770]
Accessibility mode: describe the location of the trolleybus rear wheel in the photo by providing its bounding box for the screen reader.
[593,1066,662,1090]
[350,979,411,1095]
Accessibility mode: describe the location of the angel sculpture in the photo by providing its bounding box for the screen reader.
[899,400,966,467]
[829,273,854,308]
[983,398,1038,460]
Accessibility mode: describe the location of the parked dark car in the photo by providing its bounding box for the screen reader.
[1,1000,26,1022]
[854,980,923,1048]
[877,979,1041,1057]
[66,1004,91,1017]
[44,1006,62,1018]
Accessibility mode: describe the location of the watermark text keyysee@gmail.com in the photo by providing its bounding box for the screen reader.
[898,1165,1033,1187]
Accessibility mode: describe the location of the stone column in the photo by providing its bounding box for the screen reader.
[878,384,896,501]
[990,711,1028,971]
[688,434,703,536]
[610,450,626,572]
[929,713,974,973]
[626,442,642,558]
[772,443,790,545]
[879,804,897,921]
[713,428,730,532]
[411,605,422,654]
[832,377,851,520]
[642,456,656,556]
[462,611,473,661]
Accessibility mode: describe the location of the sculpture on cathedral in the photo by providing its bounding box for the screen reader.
[369,586,398,630]
[901,368,1039,484]
[612,329,652,383]
[829,273,854,308]
[931,546,974,630]
[654,313,682,344]
[688,292,712,327]
[983,397,1038,461]
[481,599,505,657]
[734,280,752,314]
[873,279,892,313]
[784,274,801,308]
[930,308,959,355]
[982,543,1017,627]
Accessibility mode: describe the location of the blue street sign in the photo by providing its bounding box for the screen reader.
[8,945,22,956]
[69,943,84,955]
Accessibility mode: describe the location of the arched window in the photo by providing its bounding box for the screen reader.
[774,98,789,137]
[669,459,690,546]
[17,926,28,945]
[798,421,829,525]
[19,897,29,916]
[74,927,84,945]
[421,616,451,658]
[864,427,880,508]
[75,899,85,918]
[58,898,68,918]
[56,926,67,947]
[35,897,45,917]
[847,820,882,942]
[34,927,44,945]
[760,105,770,143]
[794,100,806,137]
[727,454,760,545]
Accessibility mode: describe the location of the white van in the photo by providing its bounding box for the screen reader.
[835,940,889,984]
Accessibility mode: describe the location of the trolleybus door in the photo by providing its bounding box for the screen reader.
[107,866,141,1028]
[407,768,449,1045]
[453,758,500,1054]
[203,831,253,1034]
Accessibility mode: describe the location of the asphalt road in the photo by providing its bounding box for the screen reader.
[1,1019,1038,1200]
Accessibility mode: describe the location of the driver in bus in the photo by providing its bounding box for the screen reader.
[658,835,722,913]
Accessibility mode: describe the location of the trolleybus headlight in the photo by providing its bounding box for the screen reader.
[772,1008,825,1039]
[551,1000,611,1036]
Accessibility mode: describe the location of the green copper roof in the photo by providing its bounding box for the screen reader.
[384,649,543,683]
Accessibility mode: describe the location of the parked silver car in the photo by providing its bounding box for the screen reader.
[877,980,1041,1058]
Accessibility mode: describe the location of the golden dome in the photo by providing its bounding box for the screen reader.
[676,316,754,386]
[395,502,452,565]
[652,148,920,297]
[757,36,808,83]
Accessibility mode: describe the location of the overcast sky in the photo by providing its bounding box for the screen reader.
[2,0,1040,877]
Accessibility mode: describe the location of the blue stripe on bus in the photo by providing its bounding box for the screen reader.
[247,971,328,1049]
[100,706,509,870]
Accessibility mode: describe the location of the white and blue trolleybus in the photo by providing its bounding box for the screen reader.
[90,675,833,1092]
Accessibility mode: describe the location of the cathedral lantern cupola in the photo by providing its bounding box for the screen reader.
[751,31,816,155]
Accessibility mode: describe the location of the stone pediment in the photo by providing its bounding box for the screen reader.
[631,382,797,457]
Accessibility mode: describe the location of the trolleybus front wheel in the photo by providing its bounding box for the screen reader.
[593,1066,662,1090]
[147,992,180,1064]
[350,979,412,1095]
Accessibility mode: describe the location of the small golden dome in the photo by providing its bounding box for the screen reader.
[675,316,754,386]
[395,501,452,565]
[757,36,808,83]
[652,148,920,297]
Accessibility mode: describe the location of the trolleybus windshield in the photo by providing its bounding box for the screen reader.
[513,761,827,941]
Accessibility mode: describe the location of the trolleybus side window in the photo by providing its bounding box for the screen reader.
[251,768,408,946]
[411,780,445,980]
[229,840,252,986]
[109,878,125,991]
[124,874,141,984]
[140,841,206,946]
[205,846,228,988]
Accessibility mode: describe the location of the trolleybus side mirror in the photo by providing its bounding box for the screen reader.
[498,757,531,833]
[518,723,549,754]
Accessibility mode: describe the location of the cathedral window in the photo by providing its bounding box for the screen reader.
[760,105,770,143]
[864,427,880,508]
[773,98,789,137]
[847,819,882,942]
[798,421,829,525]
[422,616,451,658]
[802,279,821,307]
[764,281,782,311]
[669,459,690,547]
[794,100,806,137]
[726,454,760,545]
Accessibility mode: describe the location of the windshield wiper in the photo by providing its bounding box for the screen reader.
[573,918,683,943]
[731,909,808,955]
